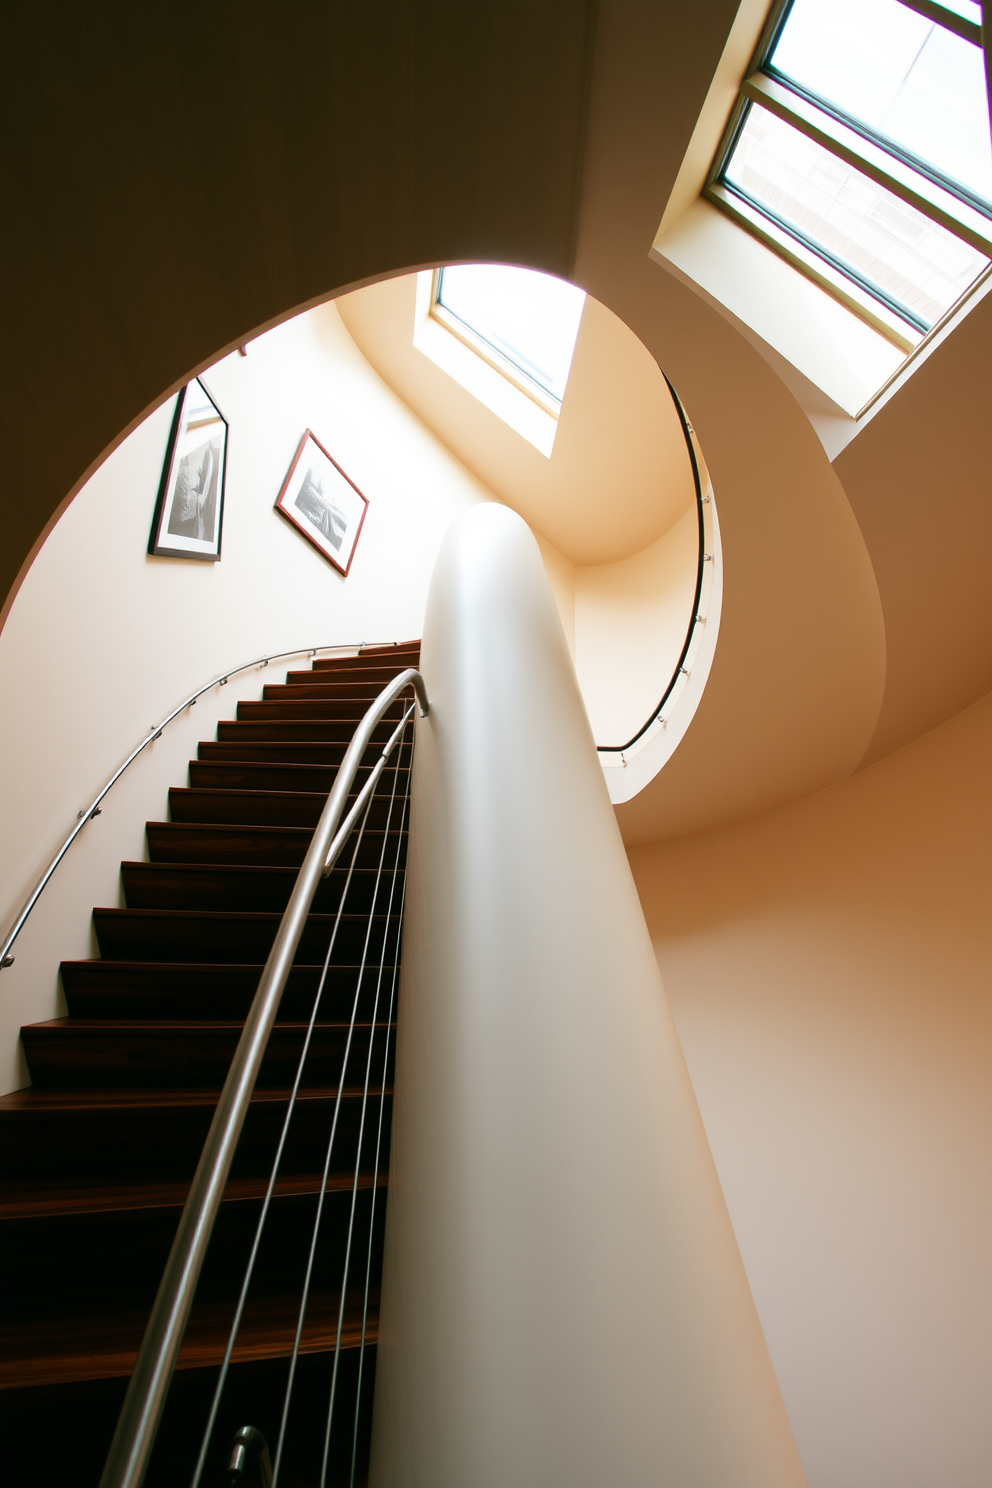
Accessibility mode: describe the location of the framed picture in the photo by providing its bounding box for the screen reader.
[149,378,228,560]
[274,429,369,576]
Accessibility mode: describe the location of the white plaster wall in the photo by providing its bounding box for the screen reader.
[0,302,493,1093]
[629,694,992,1488]
[575,504,698,745]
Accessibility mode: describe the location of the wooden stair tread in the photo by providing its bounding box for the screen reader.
[197,741,411,764]
[1,1290,379,1389]
[24,1018,393,1031]
[0,1170,386,1222]
[120,861,401,914]
[217,719,403,740]
[145,822,403,869]
[187,759,410,790]
[0,1083,384,1114]
[167,786,405,828]
[58,962,385,1022]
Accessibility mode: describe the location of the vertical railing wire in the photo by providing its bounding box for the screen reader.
[321,739,412,1488]
[185,706,413,1488]
[270,713,412,1488]
[188,785,374,1488]
[349,848,408,1485]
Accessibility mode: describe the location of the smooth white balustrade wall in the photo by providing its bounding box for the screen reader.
[369,503,806,1488]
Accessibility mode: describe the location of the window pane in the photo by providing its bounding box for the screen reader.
[436,265,585,402]
[768,0,992,207]
[724,104,990,328]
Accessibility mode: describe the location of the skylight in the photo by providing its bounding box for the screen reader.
[708,0,992,346]
[432,265,586,407]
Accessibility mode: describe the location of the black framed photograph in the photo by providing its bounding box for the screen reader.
[274,429,369,576]
[149,378,228,560]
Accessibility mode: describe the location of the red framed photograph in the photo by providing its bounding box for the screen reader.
[274,429,369,576]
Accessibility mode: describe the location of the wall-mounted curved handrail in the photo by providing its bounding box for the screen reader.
[0,640,409,973]
[98,665,429,1488]
[595,374,711,756]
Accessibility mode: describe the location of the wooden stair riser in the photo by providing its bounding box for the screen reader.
[187,758,412,794]
[22,1020,396,1090]
[217,717,403,743]
[92,909,401,964]
[59,963,394,1022]
[238,697,410,722]
[3,1187,385,1325]
[284,665,417,687]
[0,1089,389,1186]
[198,738,413,766]
[168,787,406,830]
[121,862,405,915]
[145,823,405,869]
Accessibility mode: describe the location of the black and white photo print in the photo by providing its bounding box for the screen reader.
[148,379,228,560]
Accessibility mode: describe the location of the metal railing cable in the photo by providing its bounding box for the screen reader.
[271,715,410,1488]
[0,641,409,973]
[98,666,428,1488]
[188,701,415,1488]
[350,869,406,1486]
[318,748,411,1488]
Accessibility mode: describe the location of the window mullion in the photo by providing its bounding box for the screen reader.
[895,0,983,47]
[739,73,992,255]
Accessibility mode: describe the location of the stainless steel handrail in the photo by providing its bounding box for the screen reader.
[0,641,409,972]
[97,666,429,1488]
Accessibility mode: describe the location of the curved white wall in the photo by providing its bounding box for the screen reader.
[370,503,805,1488]
[575,503,697,745]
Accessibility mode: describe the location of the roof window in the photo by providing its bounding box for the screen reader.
[430,265,585,411]
[707,0,992,348]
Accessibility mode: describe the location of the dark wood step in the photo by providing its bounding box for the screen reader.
[284,664,417,687]
[309,644,419,672]
[237,697,409,722]
[262,679,416,702]
[0,1167,386,1222]
[20,1018,394,1090]
[0,1085,389,1185]
[121,862,403,915]
[261,681,418,703]
[0,1287,378,1389]
[217,717,400,743]
[59,962,393,1022]
[323,641,419,664]
[3,1182,384,1321]
[197,739,412,766]
[92,907,401,964]
[145,822,404,868]
[187,758,410,795]
[167,786,406,829]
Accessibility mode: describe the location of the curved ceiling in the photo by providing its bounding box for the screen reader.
[336,275,694,565]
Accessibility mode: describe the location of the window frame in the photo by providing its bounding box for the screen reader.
[704,0,992,350]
